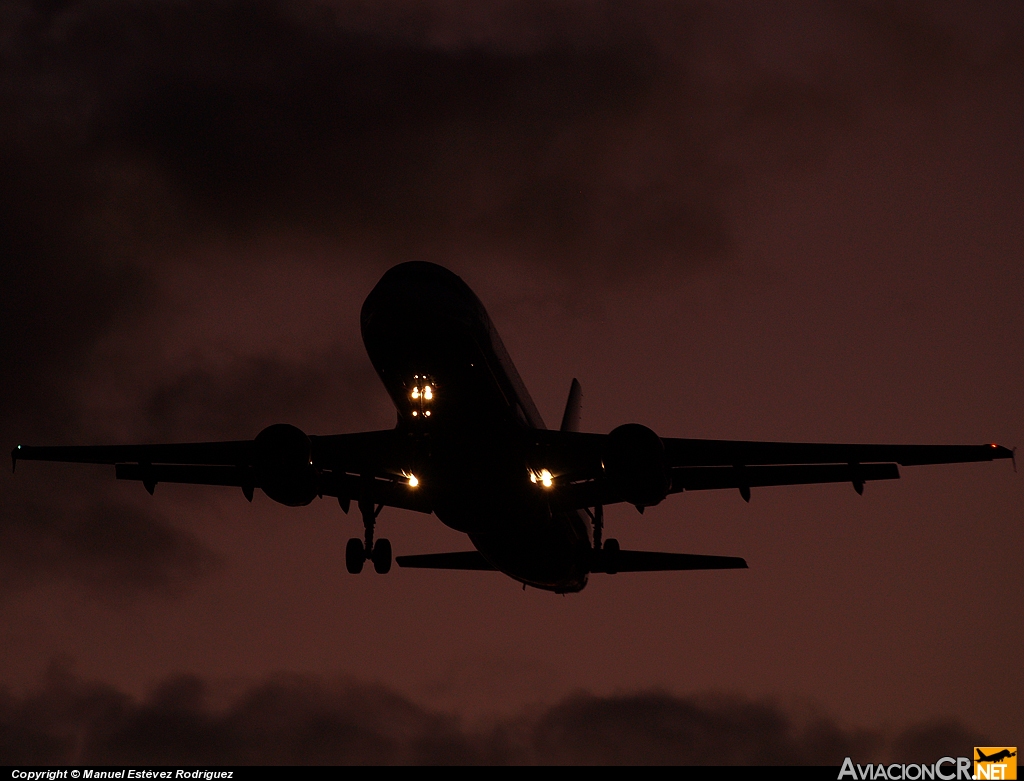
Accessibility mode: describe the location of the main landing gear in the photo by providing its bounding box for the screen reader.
[586,504,619,574]
[346,498,392,574]
[588,503,618,552]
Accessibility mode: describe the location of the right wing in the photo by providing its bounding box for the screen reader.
[528,430,1013,509]
[661,438,1012,498]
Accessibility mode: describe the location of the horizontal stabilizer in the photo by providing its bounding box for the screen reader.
[395,551,497,571]
[592,549,747,574]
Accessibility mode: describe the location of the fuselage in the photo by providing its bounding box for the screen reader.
[360,261,591,592]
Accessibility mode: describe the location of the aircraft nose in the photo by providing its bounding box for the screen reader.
[361,261,484,332]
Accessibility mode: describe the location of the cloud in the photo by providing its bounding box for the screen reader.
[140,345,385,441]
[2,1,1017,402]
[0,491,221,599]
[0,669,987,764]
[4,0,1015,291]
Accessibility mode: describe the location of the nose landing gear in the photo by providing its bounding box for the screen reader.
[346,498,392,574]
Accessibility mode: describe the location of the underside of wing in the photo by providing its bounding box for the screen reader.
[529,429,1013,510]
[663,439,1011,501]
[12,426,432,514]
[660,438,1012,468]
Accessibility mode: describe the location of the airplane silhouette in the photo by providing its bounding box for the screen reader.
[977,750,1017,763]
[11,262,1015,593]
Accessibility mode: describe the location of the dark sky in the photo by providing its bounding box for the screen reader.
[1,0,1021,765]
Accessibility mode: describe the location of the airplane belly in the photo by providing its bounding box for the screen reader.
[467,510,591,594]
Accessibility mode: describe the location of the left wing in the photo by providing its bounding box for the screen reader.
[12,427,432,514]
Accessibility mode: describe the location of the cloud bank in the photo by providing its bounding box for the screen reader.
[0,669,985,765]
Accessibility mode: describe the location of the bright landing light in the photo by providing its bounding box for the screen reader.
[529,468,554,488]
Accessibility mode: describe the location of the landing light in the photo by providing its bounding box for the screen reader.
[409,375,437,416]
[529,468,554,488]
[408,474,419,488]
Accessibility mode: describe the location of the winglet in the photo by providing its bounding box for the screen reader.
[11,445,19,473]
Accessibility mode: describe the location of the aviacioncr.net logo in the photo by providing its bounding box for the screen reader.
[839,756,973,780]
[974,747,1017,780]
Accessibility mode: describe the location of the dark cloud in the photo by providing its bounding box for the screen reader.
[527,692,882,765]
[4,0,1016,293]
[0,490,221,598]
[141,345,385,441]
[889,720,987,765]
[0,669,987,764]
[0,669,479,765]
[0,144,149,437]
[1,0,1017,424]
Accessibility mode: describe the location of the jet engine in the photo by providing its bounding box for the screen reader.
[254,423,318,506]
[604,423,670,508]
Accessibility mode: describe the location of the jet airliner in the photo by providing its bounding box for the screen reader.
[12,262,1014,593]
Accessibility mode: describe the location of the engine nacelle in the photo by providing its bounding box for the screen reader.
[254,423,317,506]
[604,423,670,508]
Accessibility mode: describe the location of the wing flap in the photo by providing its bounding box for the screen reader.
[319,471,432,514]
[116,463,251,487]
[671,462,900,492]
[14,431,433,513]
[547,463,900,512]
[662,439,1011,468]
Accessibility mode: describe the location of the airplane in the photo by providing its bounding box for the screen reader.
[11,261,1015,593]
[977,750,1017,763]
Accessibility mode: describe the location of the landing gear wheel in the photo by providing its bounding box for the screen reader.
[345,537,365,574]
[371,538,392,574]
[603,538,620,575]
